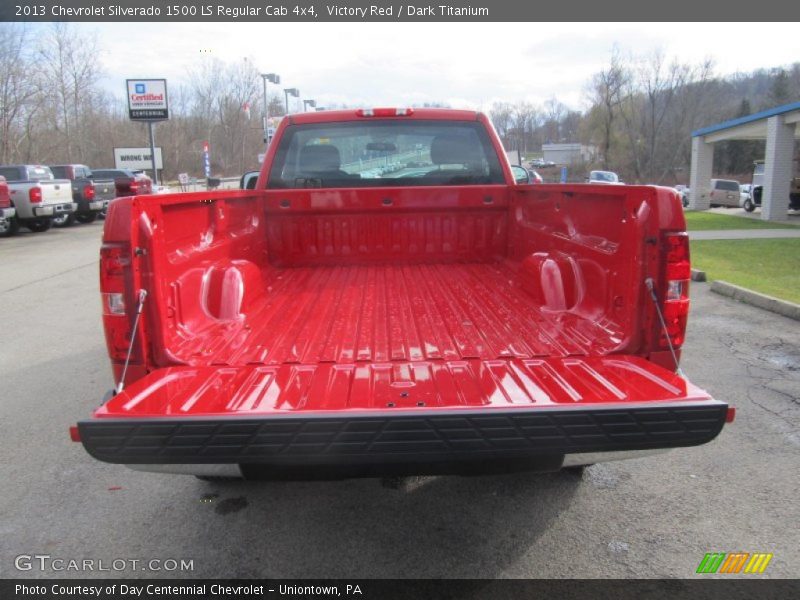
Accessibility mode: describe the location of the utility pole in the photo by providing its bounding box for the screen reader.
[148,122,158,185]
[260,73,280,144]
[284,88,299,115]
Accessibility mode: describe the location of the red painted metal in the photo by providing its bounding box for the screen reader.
[95,356,712,418]
[92,110,720,426]
[163,261,625,367]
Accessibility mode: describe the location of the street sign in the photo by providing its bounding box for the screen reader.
[126,79,169,121]
[113,147,163,170]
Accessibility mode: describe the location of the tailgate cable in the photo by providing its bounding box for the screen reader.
[116,289,148,394]
[645,278,685,378]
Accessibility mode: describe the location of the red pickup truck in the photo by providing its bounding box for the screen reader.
[74,108,731,480]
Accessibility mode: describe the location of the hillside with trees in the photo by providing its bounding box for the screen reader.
[0,24,797,183]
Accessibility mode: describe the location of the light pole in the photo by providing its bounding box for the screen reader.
[260,73,280,144]
[284,88,299,115]
[303,99,316,112]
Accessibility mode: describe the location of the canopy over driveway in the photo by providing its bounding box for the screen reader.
[689,101,800,222]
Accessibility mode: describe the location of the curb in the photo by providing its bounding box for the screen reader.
[691,269,706,282]
[710,280,800,321]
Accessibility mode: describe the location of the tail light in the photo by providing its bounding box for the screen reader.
[356,108,414,117]
[658,232,690,349]
[114,178,138,196]
[100,243,132,361]
[84,184,95,200]
[29,187,42,203]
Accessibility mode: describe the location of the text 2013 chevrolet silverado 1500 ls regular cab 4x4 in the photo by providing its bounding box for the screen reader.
[73,109,732,480]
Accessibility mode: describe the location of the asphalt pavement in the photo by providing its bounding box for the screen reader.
[1,222,798,579]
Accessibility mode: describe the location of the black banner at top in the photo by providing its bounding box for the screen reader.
[1,0,798,22]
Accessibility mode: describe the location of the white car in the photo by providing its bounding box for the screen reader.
[675,185,690,207]
[739,184,752,206]
[587,170,623,185]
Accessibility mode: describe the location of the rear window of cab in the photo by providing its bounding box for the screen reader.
[268,120,505,189]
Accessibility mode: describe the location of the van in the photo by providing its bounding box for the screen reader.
[709,179,741,208]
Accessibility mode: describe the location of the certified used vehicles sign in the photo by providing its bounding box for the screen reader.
[126,79,168,121]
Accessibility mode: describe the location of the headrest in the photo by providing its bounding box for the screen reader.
[430,135,483,166]
[299,144,342,172]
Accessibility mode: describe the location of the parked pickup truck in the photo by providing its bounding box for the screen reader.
[0,175,15,236]
[0,165,75,233]
[73,108,732,481]
[49,164,116,226]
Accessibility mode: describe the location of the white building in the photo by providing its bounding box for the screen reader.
[689,101,800,222]
[542,143,597,165]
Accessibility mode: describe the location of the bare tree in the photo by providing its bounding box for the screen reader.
[0,24,42,163]
[39,23,102,161]
[587,47,629,169]
[511,101,537,154]
[543,97,568,143]
[489,102,513,147]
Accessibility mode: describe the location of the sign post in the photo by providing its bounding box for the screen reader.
[126,78,169,185]
[148,122,158,185]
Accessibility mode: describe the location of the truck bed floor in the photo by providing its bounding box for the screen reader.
[171,261,621,366]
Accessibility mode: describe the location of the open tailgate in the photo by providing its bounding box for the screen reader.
[78,356,727,468]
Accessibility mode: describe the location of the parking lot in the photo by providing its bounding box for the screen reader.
[1,223,798,579]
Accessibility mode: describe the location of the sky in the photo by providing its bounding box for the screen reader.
[59,22,800,111]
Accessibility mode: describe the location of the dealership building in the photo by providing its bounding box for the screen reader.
[688,101,800,221]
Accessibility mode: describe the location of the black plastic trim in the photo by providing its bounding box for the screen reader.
[79,402,728,470]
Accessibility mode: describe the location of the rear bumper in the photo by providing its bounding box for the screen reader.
[0,207,15,220]
[79,400,727,474]
[33,202,76,217]
[77,199,109,212]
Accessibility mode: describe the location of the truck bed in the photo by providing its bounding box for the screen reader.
[168,260,621,367]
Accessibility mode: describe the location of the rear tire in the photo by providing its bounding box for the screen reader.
[743,198,755,212]
[26,218,52,233]
[53,213,75,227]
[75,212,98,224]
[0,217,19,237]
